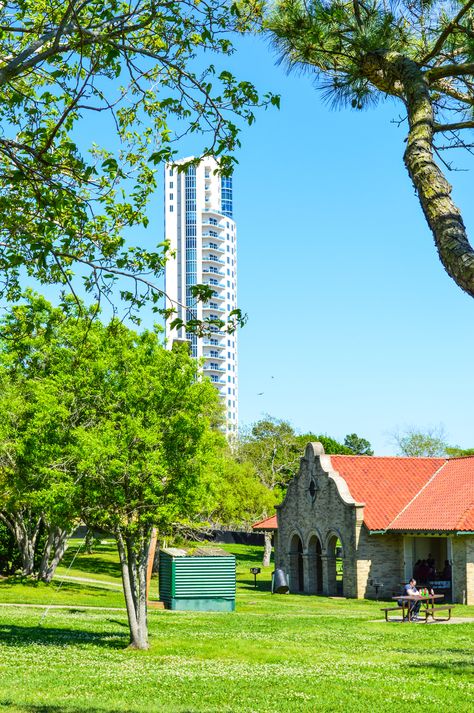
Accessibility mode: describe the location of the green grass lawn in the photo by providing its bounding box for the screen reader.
[0,542,473,713]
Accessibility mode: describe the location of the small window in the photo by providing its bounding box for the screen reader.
[169,205,174,212]
[169,168,173,176]
[169,181,173,188]
[169,193,173,200]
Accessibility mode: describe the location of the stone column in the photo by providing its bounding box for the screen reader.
[465,537,474,606]
[321,555,333,596]
[452,538,467,604]
[304,553,317,594]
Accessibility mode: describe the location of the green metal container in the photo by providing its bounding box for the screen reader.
[159,547,236,612]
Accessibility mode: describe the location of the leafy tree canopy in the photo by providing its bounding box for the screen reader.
[0,291,226,648]
[0,1,277,326]
[392,425,448,457]
[445,445,474,457]
[267,0,474,297]
[238,416,301,492]
[343,433,374,455]
[297,432,353,454]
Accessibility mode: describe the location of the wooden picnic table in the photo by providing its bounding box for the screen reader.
[391,593,444,622]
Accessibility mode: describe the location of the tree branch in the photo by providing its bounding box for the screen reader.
[427,63,474,82]
[420,0,474,65]
[433,120,474,133]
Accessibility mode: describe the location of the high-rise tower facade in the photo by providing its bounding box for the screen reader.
[164,157,238,434]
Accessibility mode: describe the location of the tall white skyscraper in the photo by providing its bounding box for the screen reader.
[164,156,238,434]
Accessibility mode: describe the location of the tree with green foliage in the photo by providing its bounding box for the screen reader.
[0,375,77,581]
[0,1,276,326]
[343,433,374,455]
[0,293,88,581]
[75,336,222,650]
[392,425,448,457]
[0,293,225,651]
[0,520,22,574]
[267,1,474,297]
[445,445,474,457]
[296,432,353,454]
[200,442,278,529]
[238,417,302,565]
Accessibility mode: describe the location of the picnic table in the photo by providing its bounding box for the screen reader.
[381,593,454,622]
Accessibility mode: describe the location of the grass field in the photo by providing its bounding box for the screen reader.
[0,541,473,712]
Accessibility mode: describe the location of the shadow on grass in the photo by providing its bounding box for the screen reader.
[1,707,198,713]
[239,577,272,592]
[0,704,122,713]
[60,552,121,580]
[0,624,128,650]
[232,550,268,566]
[408,659,474,675]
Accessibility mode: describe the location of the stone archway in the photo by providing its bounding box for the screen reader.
[327,534,344,596]
[289,533,304,593]
[307,534,323,594]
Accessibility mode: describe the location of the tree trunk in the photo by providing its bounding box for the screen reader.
[146,528,158,601]
[116,526,152,650]
[38,526,70,583]
[362,52,474,297]
[262,531,272,567]
[0,511,41,576]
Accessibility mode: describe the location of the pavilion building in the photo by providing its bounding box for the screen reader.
[255,443,474,604]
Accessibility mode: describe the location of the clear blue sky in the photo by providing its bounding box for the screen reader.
[207,34,474,454]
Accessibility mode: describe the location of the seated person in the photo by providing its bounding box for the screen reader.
[417,560,429,584]
[403,578,421,620]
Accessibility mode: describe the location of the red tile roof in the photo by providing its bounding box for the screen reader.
[252,515,278,531]
[253,454,474,533]
[329,455,445,531]
[387,457,474,531]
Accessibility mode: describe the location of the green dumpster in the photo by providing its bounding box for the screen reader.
[159,547,236,612]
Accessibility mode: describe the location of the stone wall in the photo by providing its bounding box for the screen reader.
[452,536,474,604]
[466,537,474,606]
[452,538,466,603]
[355,527,404,599]
[275,443,403,599]
[275,443,472,603]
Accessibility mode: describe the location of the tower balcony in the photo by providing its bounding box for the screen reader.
[202,268,224,277]
[203,338,224,347]
[203,304,225,314]
[209,377,226,385]
[202,279,224,289]
[202,208,227,224]
[202,255,225,265]
[202,243,225,253]
[204,350,225,361]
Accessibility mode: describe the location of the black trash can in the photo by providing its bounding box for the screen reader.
[272,568,289,594]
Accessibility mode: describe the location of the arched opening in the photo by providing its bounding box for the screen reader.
[307,535,323,594]
[327,535,344,596]
[289,534,304,593]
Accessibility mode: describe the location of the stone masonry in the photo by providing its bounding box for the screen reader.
[275,442,473,603]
